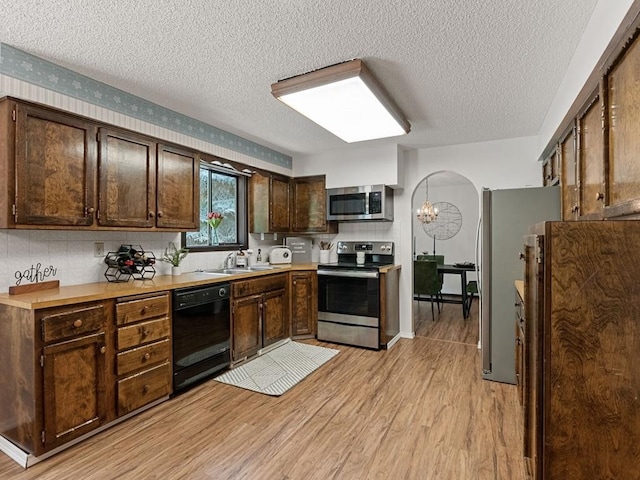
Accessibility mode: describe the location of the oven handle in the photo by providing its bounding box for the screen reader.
[317,269,379,279]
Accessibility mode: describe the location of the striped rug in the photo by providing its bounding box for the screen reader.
[214,340,339,396]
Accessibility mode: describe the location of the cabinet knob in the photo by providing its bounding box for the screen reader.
[157,211,164,218]
[596,192,604,201]
[143,352,151,361]
[148,211,155,218]
[85,206,95,215]
[73,319,83,328]
[100,346,106,354]
[571,205,579,214]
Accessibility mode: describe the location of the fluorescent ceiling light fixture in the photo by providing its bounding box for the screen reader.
[271,59,410,143]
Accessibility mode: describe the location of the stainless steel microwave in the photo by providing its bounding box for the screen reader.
[326,185,394,221]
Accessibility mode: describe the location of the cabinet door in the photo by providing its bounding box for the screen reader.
[98,128,156,227]
[606,36,640,217]
[156,143,199,230]
[291,272,317,337]
[232,294,262,360]
[42,332,107,451]
[249,172,290,233]
[560,126,577,220]
[523,233,545,479]
[14,103,97,226]
[578,92,605,218]
[270,175,291,232]
[291,176,329,232]
[262,288,287,347]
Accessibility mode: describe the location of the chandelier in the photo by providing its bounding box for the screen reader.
[416,177,438,224]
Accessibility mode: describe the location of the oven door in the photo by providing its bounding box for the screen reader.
[317,270,379,319]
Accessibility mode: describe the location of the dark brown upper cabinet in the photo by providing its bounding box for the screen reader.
[10,101,98,227]
[559,125,577,220]
[577,90,605,219]
[98,128,157,228]
[291,175,337,233]
[0,97,199,231]
[249,171,291,234]
[155,143,199,230]
[604,31,640,219]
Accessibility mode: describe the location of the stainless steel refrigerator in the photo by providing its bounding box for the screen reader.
[479,186,560,384]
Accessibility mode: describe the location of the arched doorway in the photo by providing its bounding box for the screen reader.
[411,171,480,343]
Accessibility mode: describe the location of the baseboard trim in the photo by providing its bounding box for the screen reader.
[1,396,169,468]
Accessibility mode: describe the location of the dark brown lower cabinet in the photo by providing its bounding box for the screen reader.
[43,331,107,452]
[523,221,640,479]
[232,273,289,362]
[290,270,317,338]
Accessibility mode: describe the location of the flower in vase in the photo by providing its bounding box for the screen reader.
[206,211,224,229]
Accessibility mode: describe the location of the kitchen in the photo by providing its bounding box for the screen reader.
[0,1,639,478]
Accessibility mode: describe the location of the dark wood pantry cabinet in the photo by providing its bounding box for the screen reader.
[522,221,640,479]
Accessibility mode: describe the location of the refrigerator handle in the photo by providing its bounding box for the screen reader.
[481,189,492,375]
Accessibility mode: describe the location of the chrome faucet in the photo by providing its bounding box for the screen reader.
[225,251,236,269]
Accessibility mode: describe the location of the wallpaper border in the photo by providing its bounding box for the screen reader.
[0,43,292,169]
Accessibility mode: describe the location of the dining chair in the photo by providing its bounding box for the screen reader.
[413,260,442,321]
[417,254,445,294]
[465,280,478,317]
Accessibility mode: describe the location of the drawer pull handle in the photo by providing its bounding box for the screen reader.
[143,384,150,393]
[100,346,106,354]
[518,252,525,260]
[142,329,150,336]
[141,306,148,314]
[596,192,604,201]
[143,353,151,361]
[73,319,83,328]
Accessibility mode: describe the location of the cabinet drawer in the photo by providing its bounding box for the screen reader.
[42,304,105,343]
[117,317,170,350]
[232,273,287,298]
[116,293,169,325]
[116,338,171,376]
[117,362,171,416]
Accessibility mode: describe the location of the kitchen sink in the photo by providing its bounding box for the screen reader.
[199,266,279,275]
[194,270,232,276]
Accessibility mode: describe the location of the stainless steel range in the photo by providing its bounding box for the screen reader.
[317,241,394,350]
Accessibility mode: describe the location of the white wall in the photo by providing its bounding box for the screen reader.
[413,179,479,294]
[294,143,405,189]
[397,136,541,337]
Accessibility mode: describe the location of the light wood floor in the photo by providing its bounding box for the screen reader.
[0,301,525,480]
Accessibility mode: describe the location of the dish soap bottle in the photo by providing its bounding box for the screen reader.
[256,248,262,263]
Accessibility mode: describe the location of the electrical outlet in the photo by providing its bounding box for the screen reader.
[94,242,104,257]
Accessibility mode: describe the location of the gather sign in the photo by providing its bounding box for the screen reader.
[14,263,58,286]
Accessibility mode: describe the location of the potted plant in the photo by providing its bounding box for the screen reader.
[160,242,189,275]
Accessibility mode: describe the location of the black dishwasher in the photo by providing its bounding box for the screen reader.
[172,283,231,393]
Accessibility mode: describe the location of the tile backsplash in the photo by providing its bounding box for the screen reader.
[0,220,402,293]
[0,230,187,292]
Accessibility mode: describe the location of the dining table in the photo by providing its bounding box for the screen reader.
[437,263,476,319]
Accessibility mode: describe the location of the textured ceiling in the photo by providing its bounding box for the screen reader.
[0,0,599,158]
